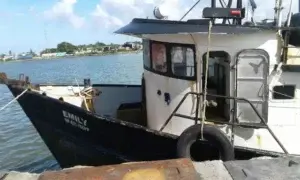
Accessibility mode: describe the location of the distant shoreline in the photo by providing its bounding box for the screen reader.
[1,50,142,63]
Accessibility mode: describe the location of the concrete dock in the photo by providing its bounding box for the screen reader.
[1,156,299,180]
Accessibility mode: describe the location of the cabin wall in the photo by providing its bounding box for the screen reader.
[39,85,142,119]
[264,71,300,154]
[143,32,279,135]
[232,71,300,154]
[142,32,300,155]
[92,85,142,117]
[144,70,197,134]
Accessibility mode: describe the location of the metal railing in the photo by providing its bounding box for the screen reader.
[159,92,289,154]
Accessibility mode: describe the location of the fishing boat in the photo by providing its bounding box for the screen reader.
[1,0,299,168]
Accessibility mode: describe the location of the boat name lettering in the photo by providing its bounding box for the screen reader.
[62,110,89,132]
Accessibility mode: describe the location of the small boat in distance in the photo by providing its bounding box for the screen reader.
[1,0,300,169]
[18,53,33,60]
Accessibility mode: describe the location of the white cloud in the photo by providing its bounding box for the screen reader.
[91,0,299,29]
[44,0,84,29]
[91,0,203,29]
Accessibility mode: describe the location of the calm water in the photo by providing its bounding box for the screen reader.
[0,53,143,173]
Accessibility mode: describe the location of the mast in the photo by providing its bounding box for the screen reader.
[236,0,243,25]
[211,0,216,24]
[274,0,283,27]
[211,0,216,8]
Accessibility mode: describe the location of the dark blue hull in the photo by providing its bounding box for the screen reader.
[8,84,280,168]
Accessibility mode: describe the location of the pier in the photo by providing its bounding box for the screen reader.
[1,156,299,180]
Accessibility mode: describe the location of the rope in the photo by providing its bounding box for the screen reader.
[74,78,89,111]
[201,21,213,139]
[0,88,28,112]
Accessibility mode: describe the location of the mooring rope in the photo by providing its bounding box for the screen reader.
[0,88,28,112]
[200,21,213,139]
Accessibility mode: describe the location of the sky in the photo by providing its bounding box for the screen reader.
[0,0,298,54]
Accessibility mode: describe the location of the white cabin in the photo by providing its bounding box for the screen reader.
[139,30,300,154]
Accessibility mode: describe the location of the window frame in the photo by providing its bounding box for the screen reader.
[150,41,168,73]
[170,45,196,79]
[143,40,196,81]
[272,85,296,100]
[142,39,151,69]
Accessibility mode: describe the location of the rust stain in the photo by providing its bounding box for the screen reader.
[38,158,197,180]
[123,168,165,180]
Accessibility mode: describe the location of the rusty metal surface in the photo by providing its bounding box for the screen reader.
[38,158,198,180]
[0,72,28,86]
[0,72,43,92]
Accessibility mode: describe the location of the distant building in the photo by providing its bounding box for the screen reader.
[122,42,142,50]
[75,48,93,55]
[41,53,56,58]
[2,55,14,61]
[56,52,66,57]
[103,46,111,51]
[41,52,66,58]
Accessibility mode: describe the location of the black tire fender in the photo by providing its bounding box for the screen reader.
[176,124,234,161]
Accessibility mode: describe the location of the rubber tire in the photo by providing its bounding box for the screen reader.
[177,124,234,161]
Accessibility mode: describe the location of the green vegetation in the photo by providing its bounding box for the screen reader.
[40,41,142,55]
[0,41,142,62]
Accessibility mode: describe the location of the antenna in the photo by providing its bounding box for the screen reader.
[153,6,168,20]
[179,0,202,21]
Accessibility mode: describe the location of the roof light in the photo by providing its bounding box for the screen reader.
[230,10,241,16]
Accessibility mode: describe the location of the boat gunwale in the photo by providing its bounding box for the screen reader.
[8,84,296,159]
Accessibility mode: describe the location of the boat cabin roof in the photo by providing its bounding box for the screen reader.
[114,18,282,35]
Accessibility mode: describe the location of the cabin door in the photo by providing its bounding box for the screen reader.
[235,49,269,123]
[203,51,230,120]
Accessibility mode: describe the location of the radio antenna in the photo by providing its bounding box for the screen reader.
[179,0,202,21]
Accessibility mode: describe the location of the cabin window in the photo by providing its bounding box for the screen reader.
[151,42,167,73]
[143,39,151,68]
[171,46,195,77]
[272,85,296,99]
[147,40,196,80]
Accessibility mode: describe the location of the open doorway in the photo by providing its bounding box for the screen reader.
[202,51,230,121]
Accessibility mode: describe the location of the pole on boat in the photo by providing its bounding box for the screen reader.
[274,0,283,27]
[236,0,243,25]
[286,0,294,27]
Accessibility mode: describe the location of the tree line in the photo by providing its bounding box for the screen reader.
[41,41,142,54]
